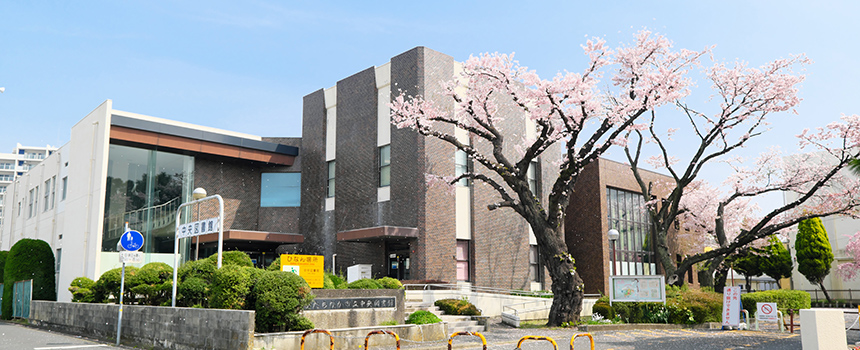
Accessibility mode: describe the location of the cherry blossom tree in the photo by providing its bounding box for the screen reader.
[667,115,860,287]
[390,30,707,326]
[623,53,814,285]
[838,232,860,281]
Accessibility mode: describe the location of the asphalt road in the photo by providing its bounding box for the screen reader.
[0,322,125,350]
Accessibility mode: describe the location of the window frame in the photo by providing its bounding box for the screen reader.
[326,160,336,198]
[378,145,391,187]
[455,240,471,282]
[260,172,301,207]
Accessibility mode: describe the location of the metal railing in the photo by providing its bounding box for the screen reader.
[103,197,181,241]
[803,289,860,304]
[403,283,555,298]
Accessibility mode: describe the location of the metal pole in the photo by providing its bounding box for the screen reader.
[116,262,125,346]
[611,241,616,276]
[216,194,223,268]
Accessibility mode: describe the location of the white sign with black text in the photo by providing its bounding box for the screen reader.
[176,218,220,239]
[721,286,742,327]
[119,251,144,264]
[756,302,778,322]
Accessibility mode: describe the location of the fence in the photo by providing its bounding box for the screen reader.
[804,289,860,305]
[12,279,32,318]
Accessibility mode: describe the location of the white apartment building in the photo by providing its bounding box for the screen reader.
[0,144,56,228]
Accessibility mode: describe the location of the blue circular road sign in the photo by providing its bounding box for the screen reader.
[120,230,145,251]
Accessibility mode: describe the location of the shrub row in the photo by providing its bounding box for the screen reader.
[593,286,722,324]
[740,289,811,318]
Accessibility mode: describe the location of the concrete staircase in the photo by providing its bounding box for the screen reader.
[405,299,484,333]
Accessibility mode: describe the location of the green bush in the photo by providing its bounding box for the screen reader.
[406,310,442,324]
[210,264,253,309]
[347,278,383,289]
[0,251,8,283]
[252,270,315,332]
[741,289,811,318]
[178,258,217,282]
[69,277,97,303]
[2,239,56,319]
[93,266,139,304]
[129,262,173,306]
[592,302,615,319]
[178,277,209,307]
[376,277,403,289]
[208,250,254,268]
[434,298,481,316]
[329,274,347,289]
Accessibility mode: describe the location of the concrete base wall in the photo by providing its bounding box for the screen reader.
[305,289,405,328]
[29,301,255,350]
[800,309,848,350]
[407,289,596,317]
[253,323,448,350]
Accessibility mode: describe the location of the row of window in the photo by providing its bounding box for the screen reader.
[0,174,13,181]
[0,163,13,170]
[23,176,68,219]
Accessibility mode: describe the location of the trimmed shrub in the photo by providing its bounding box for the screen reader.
[210,264,253,309]
[376,277,403,289]
[434,298,481,316]
[595,286,722,324]
[329,274,347,289]
[347,278,383,289]
[406,310,441,324]
[69,277,97,303]
[741,289,811,318]
[129,262,173,306]
[178,277,209,307]
[2,239,56,319]
[93,266,140,304]
[178,258,217,282]
[252,270,315,332]
[207,250,254,268]
[592,302,615,319]
[0,251,8,282]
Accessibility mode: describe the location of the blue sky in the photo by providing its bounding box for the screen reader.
[1,1,858,188]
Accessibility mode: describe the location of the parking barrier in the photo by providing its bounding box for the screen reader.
[448,331,487,350]
[570,333,594,350]
[300,329,334,350]
[364,330,400,350]
[516,336,558,350]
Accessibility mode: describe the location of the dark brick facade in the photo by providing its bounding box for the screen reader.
[566,158,698,294]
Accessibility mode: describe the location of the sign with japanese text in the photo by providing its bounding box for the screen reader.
[305,297,396,310]
[119,251,144,264]
[757,302,777,322]
[176,218,220,239]
[280,254,324,288]
[722,286,742,327]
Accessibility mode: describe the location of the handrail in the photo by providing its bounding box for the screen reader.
[404,283,600,299]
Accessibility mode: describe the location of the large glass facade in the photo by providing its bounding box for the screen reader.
[607,187,655,275]
[102,144,194,254]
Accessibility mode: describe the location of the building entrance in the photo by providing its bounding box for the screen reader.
[386,241,411,280]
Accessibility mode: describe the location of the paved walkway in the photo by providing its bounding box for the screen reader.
[0,321,127,350]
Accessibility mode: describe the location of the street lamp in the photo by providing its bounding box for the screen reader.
[608,229,620,276]
[192,187,207,260]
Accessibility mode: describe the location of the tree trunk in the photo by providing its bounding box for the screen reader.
[713,265,729,294]
[819,283,832,303]
[534,224,584,326]
[654,228,677,284]
[697,255,726,289]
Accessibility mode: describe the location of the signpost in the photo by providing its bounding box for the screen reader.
[117,224,143,346]
[280,254,324,288]
[757,302,777,322]
[722,286,742,328]
[171,193,224,307]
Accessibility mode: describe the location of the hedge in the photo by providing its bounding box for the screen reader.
[210,264,253,309]
[594,286,722,324]
[129,262,173,306]
[252,270,315,332]
[741,289,811,318]
[2,239,56,319]
[347,278,383,289]
[434,298,481,316]
[69,277,97,303]
[93,266,140,303]
[406,310,441,324]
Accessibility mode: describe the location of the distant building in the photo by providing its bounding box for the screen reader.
[0,144,56,228]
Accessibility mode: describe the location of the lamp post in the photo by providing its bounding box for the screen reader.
[608,229,619,276]
[192,187,207,260]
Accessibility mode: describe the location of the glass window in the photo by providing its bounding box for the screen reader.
[0,174,13,181]
[44,178,51,212]
[456,240,471,281]
[326,161,335,198]
[607,187,654,275]
[33,186,39,218]
[102,144,194,253]
[379,145,391,187]
[260,173,301,207]
[51,176,56,209]
[455,150,470,186]
[529,245,542,283]
[527,160,539,195]
[61,177,68,200]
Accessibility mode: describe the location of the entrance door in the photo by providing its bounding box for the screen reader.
[386,242,410,280]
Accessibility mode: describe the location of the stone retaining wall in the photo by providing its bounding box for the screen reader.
[29,301,255,350]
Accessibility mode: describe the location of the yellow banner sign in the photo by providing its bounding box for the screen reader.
[280,254,324,288]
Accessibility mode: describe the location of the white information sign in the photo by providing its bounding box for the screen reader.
[609,275,666,304]
[757,302,777,322]
[722,286,742,327]
[119,251,144,264]
[176,218,220,239]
